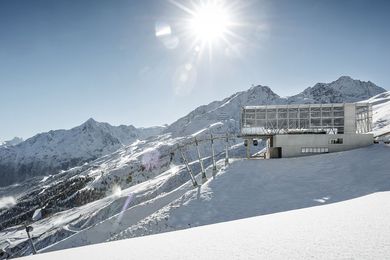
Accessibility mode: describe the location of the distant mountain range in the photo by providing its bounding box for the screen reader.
[0,120,165,186]
[0,76,389,258]
[0,76,386,186]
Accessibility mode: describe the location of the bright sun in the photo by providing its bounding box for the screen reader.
[189,2,231,43]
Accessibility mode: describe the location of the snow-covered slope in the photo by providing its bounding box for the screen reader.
[22,148,390,259]
[0,137,23,148]
[0,119,165,187]
[108,144,390,241]
[25,144,388,256]
[23,192,390,260]
[364,91,390,137]
[0,76,384,187]
[0,76,388,258]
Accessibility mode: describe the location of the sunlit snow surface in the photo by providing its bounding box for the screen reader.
[1,88,389,257]
[366,91,390,137]
[35,144,390,255]
[25,188,390,259]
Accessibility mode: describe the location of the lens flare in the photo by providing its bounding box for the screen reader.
[189,2,231,43]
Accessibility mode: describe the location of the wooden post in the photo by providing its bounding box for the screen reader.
[225,133,229,165]
[195,137,207,182]
[210,134,217,175]
[179,149,198,187]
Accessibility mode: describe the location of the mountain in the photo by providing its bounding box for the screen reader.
[288,76,385,104]
[0,76,388,258]
[0,76,385,187]
[0,119,165,187]
[364,91,390,138]
[0,137,23,148]
[164,85,283,137]
[164,76,386,137]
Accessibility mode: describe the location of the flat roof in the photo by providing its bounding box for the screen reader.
[243,103,370,110]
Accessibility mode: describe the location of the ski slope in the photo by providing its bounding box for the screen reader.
[33,143,390,256]
[23,192,390,259]
[1,84,389,257]
[367,91,390,137]
[109,144,390,241]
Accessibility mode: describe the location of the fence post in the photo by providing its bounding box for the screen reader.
[179,149,198,187]
[195,137,207,182]
[225,133,229,166]
[210,134,217,176]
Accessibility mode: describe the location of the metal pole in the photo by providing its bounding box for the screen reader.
[225,133,230,165]
[180,149,198,187]
[210,134,217,175]
[246,138,250,159]
[195,137,207,182]
[25,226,37,255]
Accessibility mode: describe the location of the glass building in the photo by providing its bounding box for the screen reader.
[241,103,372,136]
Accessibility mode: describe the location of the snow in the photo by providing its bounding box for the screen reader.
[0,119,165,187]
[365,91,390,137]
[23,191,390,260]
[0,76,388,257]
[0,137,23,148]
[0,196,16,209]
[32,209,42,222]
[109,144,390,241]
[20,144,388,256]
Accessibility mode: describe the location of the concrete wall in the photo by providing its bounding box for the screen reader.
[273,134,373,158]
[344,103,357,134]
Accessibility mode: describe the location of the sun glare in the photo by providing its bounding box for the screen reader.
[189,2,230,43]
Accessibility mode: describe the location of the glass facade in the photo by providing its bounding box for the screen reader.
[241,103,372,136]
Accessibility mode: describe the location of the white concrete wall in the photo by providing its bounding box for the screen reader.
[273,134,373,158]
[344,103,357,134]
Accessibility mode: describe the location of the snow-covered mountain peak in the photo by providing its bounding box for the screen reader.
[335,75,353,82]
[288,76,386,104]
[83,117,98,126]
[246,84,281,103]
[0,137,23,148]
[0,120,165,186]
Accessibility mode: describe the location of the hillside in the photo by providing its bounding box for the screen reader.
[0,76,388,258]
[24,147,390,259]
[0,119,166,187]
[366,91,390,137]
[34,144,390,255]
[0,76,385,187]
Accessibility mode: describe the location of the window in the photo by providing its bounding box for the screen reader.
[310,108,321,117]
[288,108,299,119]
[301,147,329,154]
[329,138,343,144]
[322,118,332,127]
[311,118,321,127]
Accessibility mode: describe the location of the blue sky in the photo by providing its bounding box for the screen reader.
[0,0,389,141]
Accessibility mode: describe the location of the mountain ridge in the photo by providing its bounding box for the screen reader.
[0,76,386,186]
[0,120,166,187]
[164,76,386,137]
